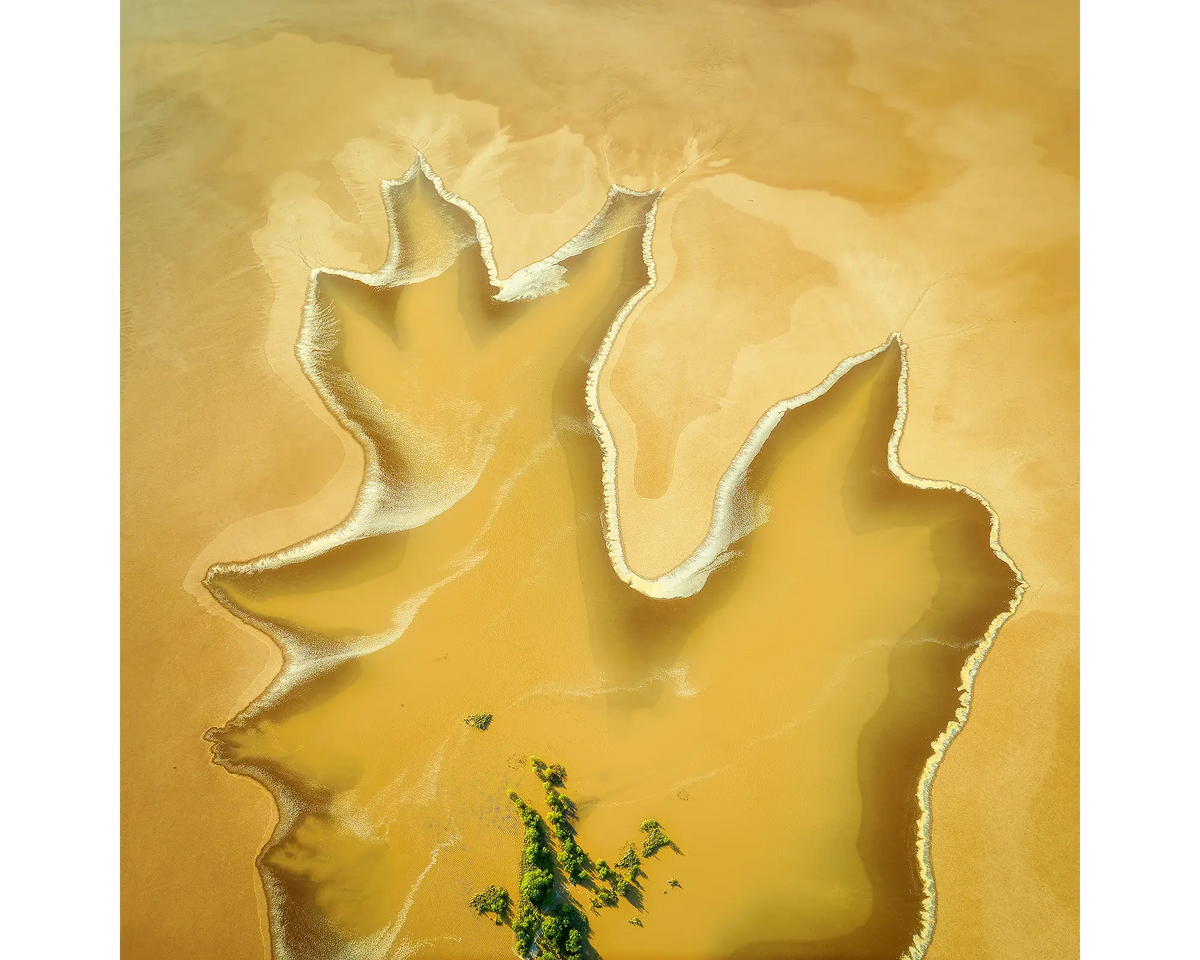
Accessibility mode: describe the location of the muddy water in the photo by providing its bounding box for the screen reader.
[122,4,1077,957]
[203,171,1018,959]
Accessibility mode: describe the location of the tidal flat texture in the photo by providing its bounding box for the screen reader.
[121,3,1077,959]
[202,165,1020,959]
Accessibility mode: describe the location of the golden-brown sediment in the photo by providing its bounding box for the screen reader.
[200,165,1020,960]
[122,6,1077,960]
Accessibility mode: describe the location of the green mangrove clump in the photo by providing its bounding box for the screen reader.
[464,713,493,730]
[521,867,554,909]
[629,916,643,927]
[513,902,542,955]
[668,877,681,888]
[539,903,587,959]
[530,756,567,786]
[617,845,640,874]
[506,768,592,956]
[587,857,629,911]
[543,779,587,883]
[590,887,619,910]
[508,791,555,911]
[640,818,673,858]
[468,884,509,922]
[558,841,586,881]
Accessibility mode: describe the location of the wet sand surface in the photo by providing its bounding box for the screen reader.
[122,3,1077,959]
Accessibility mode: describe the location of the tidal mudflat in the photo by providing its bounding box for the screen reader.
[123,4,1077,958]
[202,161,1021,959]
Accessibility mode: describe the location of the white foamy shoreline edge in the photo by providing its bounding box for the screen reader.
[887,341,1027,960]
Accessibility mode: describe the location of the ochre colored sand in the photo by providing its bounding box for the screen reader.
[122,4,1077,959]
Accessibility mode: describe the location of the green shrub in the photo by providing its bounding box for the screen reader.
[556,838,587,883]
[617,846,640,873]
[538,777,588,883]
[640,819,673,858]
[668,877,681,888]
[510,794,539,827]
[519,866,553,909]
[591,886,618,908]
[468,884,509,916]
[529,758,567,787]
[539,903,587,959]
[513,901,542,953]
[464,713,493,730]
[629,917,643,927]
[508,768,594,955]
[613,875,631,897]
[509,792,555,912]
[541,913,566,944]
